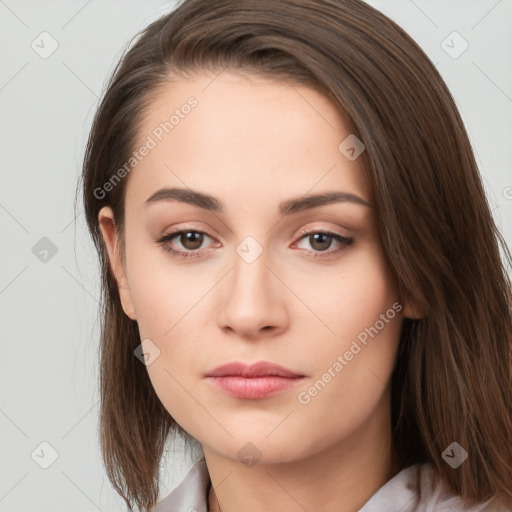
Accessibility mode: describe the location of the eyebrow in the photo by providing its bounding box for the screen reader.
[144,187,372,215]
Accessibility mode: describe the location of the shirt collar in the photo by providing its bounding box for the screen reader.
[152,457,494,512]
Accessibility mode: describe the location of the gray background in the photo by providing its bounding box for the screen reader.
[1,0,511,510]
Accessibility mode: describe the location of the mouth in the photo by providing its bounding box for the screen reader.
[205,361,306,400]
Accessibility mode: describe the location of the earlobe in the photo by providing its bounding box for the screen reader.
[97,206,137,321]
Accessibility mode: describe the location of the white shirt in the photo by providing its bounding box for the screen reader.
[152,457,510,511]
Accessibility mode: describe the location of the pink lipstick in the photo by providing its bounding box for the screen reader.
[206,361,305,400]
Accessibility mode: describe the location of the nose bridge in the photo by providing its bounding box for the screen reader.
[230,236,275,305]
[218,233,287,336]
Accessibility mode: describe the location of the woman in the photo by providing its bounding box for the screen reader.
[80,0,512,510]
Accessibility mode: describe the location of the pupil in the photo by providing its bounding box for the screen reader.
[311,233,331,251]
[182,231,203,250]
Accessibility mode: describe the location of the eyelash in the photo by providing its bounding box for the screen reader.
[156,228,354,260]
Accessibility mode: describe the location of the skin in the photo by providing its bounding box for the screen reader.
[98,70,423,512]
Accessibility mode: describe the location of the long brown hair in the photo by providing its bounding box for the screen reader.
[79,0,512,509]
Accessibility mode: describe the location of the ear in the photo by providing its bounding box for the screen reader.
[98,206,137,321]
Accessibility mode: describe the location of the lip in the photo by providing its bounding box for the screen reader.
[206,361,304,378]
[206,361,306,400]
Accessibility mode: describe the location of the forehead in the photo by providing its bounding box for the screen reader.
[124,71,370,215]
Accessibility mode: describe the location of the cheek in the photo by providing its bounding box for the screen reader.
[125,238,194,338]
[293,310,402,453]
[335,250,402,387]
[297,245,399,341]
[124,241,208,387]
[291,247,402,425]
[128,255,205,429]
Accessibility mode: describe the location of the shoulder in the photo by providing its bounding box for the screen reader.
[361,462,512,511]
[151,457,210,512]
[151,458,512,512]
[417,463,512,511]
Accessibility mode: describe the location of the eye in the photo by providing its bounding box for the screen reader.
[156,228,354,260]
[157,229,215,260]
[293,230,354,258]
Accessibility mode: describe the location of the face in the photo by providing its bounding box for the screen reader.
[99,70,417,465]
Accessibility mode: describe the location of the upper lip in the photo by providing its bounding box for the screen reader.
[206,361,305,378]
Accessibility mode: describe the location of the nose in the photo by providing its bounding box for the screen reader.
[217,248,289,340]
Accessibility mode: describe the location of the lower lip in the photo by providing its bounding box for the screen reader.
[207,376,304,399]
